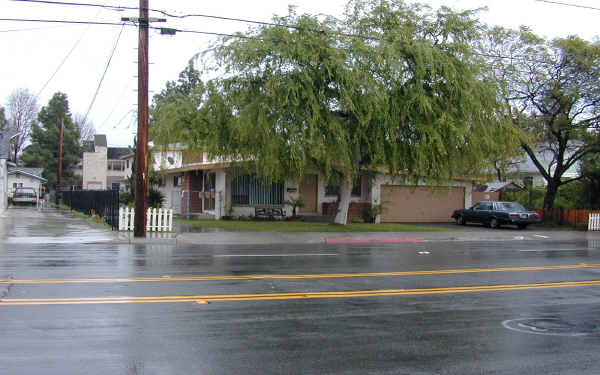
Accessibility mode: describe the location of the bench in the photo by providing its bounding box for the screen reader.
[254,206,286,220]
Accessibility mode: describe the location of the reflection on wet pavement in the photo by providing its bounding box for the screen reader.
[1,206,116,243]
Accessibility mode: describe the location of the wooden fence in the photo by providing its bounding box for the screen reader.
[533,209,600,227]
[119,207,173,232]
[589,213,600,231]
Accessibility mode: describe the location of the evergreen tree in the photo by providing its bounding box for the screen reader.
[21,92,81,188]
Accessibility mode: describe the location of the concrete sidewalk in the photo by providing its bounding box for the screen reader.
[4,206,599,246]
[174,229,600,245]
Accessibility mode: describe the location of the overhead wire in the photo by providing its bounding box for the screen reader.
[10,0,339,36]
[535,0,600,11]
[35,9,103,97]
[0,16,555,65]
[82,23,125,125]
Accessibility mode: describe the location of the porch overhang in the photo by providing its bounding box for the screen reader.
[157,162,231,174]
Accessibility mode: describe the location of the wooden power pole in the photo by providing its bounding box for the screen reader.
[134,0,149,237]
[56,117,64,206]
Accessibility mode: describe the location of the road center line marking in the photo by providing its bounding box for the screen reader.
[1,264,598,285]
[213,254,337,257]
[520,248,593,252]
[2,279,600,306]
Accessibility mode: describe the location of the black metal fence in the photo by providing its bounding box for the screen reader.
[60,189,119,230]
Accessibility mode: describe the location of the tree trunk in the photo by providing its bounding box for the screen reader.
[333,176,352,225]
[542,180,560,223]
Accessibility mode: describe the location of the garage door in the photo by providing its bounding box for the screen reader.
[380,185,465,222]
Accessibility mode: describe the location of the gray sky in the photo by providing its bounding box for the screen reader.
[1,0,598,147]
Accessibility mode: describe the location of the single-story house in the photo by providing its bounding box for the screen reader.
[505,147,581,187]
[150,149,475,223]
[8,167,47,197]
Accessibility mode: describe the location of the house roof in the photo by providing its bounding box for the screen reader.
[474,181,522,192]
[508,145,581,177]
[8,167,47,182]
[108,147,131,160]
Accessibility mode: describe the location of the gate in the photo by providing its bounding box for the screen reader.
[61,189,119,230]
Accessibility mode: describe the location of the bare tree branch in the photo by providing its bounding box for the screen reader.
[7,88,39,163]
[72,113,96,145]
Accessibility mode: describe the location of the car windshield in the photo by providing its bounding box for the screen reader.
[16,188,35,193]
[497,202,525,211]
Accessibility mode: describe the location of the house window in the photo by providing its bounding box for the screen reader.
[204,172,216,193]
[173,175,183,187]
[107,160,125,171]
[325,177,362,197]
[203,172,216,210]
[111,183,120,191]
[231,175,284,205]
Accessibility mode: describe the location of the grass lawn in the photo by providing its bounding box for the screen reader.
[176,218,455,232]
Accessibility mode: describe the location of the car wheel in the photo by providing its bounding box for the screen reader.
[490,218,499,229]
[455,215,466,225]
[517,224,528,230]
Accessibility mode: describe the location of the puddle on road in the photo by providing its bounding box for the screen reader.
[503,317,600,337]
[6,236,115,244]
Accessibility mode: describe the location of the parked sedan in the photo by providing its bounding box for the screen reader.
[451,201,541,229]
[12,187,38,205]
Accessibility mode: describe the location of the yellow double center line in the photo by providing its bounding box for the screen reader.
[1,263,598,284]
[2,280,600,305]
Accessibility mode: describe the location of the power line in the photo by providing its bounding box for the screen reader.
[0,25,63,32]
[0,17,553,64]
[35,10,102,97]
[10,0,330,34]
[0,17,128,26]
[82,23,125,124]
[535,0,600,11]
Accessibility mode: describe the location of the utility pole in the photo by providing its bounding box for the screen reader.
[134,0,149,237]
[120,2,165,236]
[56,116,64,207]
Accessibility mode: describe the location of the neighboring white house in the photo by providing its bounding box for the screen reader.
[7,167,47,197]
[81,135,131,191]
[0,130,19,213]
[505,148,581,187]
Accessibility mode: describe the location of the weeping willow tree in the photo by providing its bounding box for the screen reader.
[152,0,519,224]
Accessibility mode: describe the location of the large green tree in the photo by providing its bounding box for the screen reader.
[480,26,600,219]
[153,0,518,224]
[21,92,81,188]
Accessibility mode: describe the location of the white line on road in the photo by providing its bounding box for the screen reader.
[534,235,550,239]
[214,253,338,257]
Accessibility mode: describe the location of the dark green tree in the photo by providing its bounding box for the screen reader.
[579,141,600,209]
[480,27,600,219]
[153,1,519,224]
[21,92,81,188]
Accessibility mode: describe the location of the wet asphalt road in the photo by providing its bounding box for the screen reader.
[1,208,600,374]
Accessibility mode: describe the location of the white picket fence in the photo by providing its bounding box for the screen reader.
[119,207,173,232]
[589,213,600,231]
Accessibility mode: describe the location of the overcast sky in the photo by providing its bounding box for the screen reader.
[1,0,598,148]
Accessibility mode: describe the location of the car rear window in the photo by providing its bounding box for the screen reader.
[497,202,525,211]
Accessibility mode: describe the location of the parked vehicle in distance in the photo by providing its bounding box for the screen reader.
[451,201,541,229]
[12,187,38,205]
